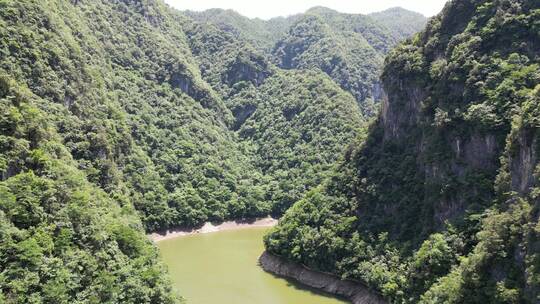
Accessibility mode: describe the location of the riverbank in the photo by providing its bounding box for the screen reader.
[259,251,386,304]
[149,217,278,242]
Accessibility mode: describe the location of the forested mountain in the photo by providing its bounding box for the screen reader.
[0,0,426,302]
[369,7,429,41]
[0,76,180,303]
[266,0,540,303]
[0,0,270,236]
[185,8,296,52]
[188,7,427,116]
[182,18,366,215]
[5,0,535,303]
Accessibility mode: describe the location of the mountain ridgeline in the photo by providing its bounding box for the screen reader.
[0,0,425,302]
[265,0,540,303]
[189,6,427,116]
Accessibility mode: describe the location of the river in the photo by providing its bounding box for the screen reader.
[157,227,348,304]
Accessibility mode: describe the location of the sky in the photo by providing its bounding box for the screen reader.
[164,0,450,19]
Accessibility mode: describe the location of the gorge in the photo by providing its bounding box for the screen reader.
[1,0,539,303]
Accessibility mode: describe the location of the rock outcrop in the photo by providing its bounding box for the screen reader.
[259,251,386,304]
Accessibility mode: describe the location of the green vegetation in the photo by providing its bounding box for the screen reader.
[185,8,296,53]
[0,76,179,303]
[369,7,428,41]
[272,7,426,116]
[273,13,383,116]
[187,7,427,117]
[0,0,426,301]
[182,15,367,216]
[231,70,364,215]
[266,0,540,303]
[0,0,273,235]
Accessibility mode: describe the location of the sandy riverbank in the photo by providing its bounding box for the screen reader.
[149,217,278,242]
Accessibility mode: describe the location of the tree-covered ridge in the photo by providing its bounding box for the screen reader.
[185,8,296,53]
[368,7,429,42]
[0,0,261,301]
[265,0,540,303]
[185,6,427,56]
[303,6,403,54]
[230,70,365,215]
[0,0,387,234]
[180,16,368,215]
[185,6,427,117]
[272,6,426,117]
[272,13,383,116]
[181,18,274,97]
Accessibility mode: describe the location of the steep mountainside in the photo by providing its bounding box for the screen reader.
[0,0,274,236]
[0,0,430,303]
[272,12,382,116]
[272,7,426,116]
[0,0,426,302]
[0,70,179,302]
[181,17,366,215]
[265,0,540,303]
[230,70,365,215]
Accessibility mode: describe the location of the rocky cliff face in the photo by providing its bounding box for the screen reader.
[259,252,386,304]
[509,128,538,194]
[356,0,540,236]
[223,53,271,86]
[264,1,540,302]
[355,0,540,299]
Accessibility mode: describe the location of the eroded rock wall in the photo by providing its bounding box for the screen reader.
[259,252,386,304]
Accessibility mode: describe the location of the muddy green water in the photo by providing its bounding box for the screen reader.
[157,227,348,304]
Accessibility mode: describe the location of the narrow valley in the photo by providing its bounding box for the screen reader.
[0,0,538,303]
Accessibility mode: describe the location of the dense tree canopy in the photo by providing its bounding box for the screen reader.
[188,7,427,117]
[272,7,426,116]
[182,13,373,216]
[0,75,180,303]
[266,0,540,302]
[0,0,427,302]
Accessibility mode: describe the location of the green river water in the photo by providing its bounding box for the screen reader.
[157,227,348,304]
